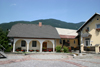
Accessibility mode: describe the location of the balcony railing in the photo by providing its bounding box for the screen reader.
[96,28,100,31]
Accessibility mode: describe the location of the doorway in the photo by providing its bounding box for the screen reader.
[85,38,90,46]
[43,42,47,49]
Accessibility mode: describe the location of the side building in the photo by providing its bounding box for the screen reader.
[77,13,100,53]
[56,27,79,50]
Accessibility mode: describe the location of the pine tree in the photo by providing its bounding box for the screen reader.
[0,28,13,52]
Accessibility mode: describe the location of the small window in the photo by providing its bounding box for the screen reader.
[97,18,99,20]
[21,40,26,47]
[32,41,37,47]
[96,24,100,29]
[59,39,62,44]
[67,40,69,42]
[63,40,65,45]
[86,27,89,31]
[74,40,75,44]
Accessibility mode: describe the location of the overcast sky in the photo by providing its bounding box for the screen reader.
[0,0,100,23]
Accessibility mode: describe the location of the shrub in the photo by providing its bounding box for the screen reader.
[5,46,13,52]
[56,45,62,52]
[63,46,69,53]
[61,49,64,52]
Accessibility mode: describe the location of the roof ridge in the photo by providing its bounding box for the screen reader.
[56,27,77,31]
[13,23,53,27]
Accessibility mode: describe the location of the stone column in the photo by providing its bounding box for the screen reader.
[27,43,29,52]
[81,44,84,52]
[53,43,55,52]
[13,43,15,52]
[95,44,100,54]
[40,42,42,52]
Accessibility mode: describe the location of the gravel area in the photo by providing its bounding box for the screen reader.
[0,53,100,67]
[30,54,67,59]
[0,54,24,61]
[0,60,77,67]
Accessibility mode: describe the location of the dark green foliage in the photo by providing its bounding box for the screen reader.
[63,46,69,53]
[0,19,85,31]
[0,28,12,52]
[56,45,62,52]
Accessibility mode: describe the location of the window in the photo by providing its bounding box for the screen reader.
[85,38,90,46]
[86,27,89,31]
[59,39,62,44]
[21,40,26,47]
[74,40,75,44]
[63,40,65,45]
[96,24,100,29]
[97,18,99,20]
[32,41,37,47]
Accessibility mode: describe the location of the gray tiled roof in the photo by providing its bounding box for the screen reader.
[7,23,60,39]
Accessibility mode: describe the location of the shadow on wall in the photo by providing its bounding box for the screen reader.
[95,30,99,36]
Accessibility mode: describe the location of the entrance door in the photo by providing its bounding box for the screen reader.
[85,38,90,46]
[43,42,47,49]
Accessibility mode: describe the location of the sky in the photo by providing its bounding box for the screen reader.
[0,0,100,24]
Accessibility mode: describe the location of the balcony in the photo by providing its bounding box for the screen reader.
[96,28,100,31]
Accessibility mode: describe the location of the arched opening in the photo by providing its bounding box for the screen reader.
[42,40,53,52]
[15,39,27,51]
[29,40,40,52]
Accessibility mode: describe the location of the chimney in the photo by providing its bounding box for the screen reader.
[39,22,42,27]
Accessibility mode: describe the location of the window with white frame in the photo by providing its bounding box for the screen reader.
[96,24,100,29]
[32,41,37,47]
[85,38,90,46]
[21,40,26,47]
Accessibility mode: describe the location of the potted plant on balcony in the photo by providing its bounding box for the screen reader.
[96,28,100,31]
[86,29,89,32]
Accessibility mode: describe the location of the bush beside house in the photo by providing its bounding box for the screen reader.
[56,45,62,52]
[56,45,69,53]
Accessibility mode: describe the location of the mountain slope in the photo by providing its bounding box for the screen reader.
[0,19,85,31]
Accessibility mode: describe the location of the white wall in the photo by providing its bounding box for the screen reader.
[43,40,53,48]
[14,38,55,52]
[15,40,27,50]
[29,41,40,50]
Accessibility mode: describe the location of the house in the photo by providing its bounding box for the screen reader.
[77,13,100,53]
[8,22,79,52]
[56,27,79,49]
[7,22,60,52]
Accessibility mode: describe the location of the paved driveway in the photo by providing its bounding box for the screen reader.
[0,53,100,67]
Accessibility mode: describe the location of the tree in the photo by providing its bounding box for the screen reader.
[0,28,12,52]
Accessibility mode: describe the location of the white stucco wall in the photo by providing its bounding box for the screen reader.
[43,40,53,48]
[15,40,27,50]
[13,38,55,52]
[29,40,40,50]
